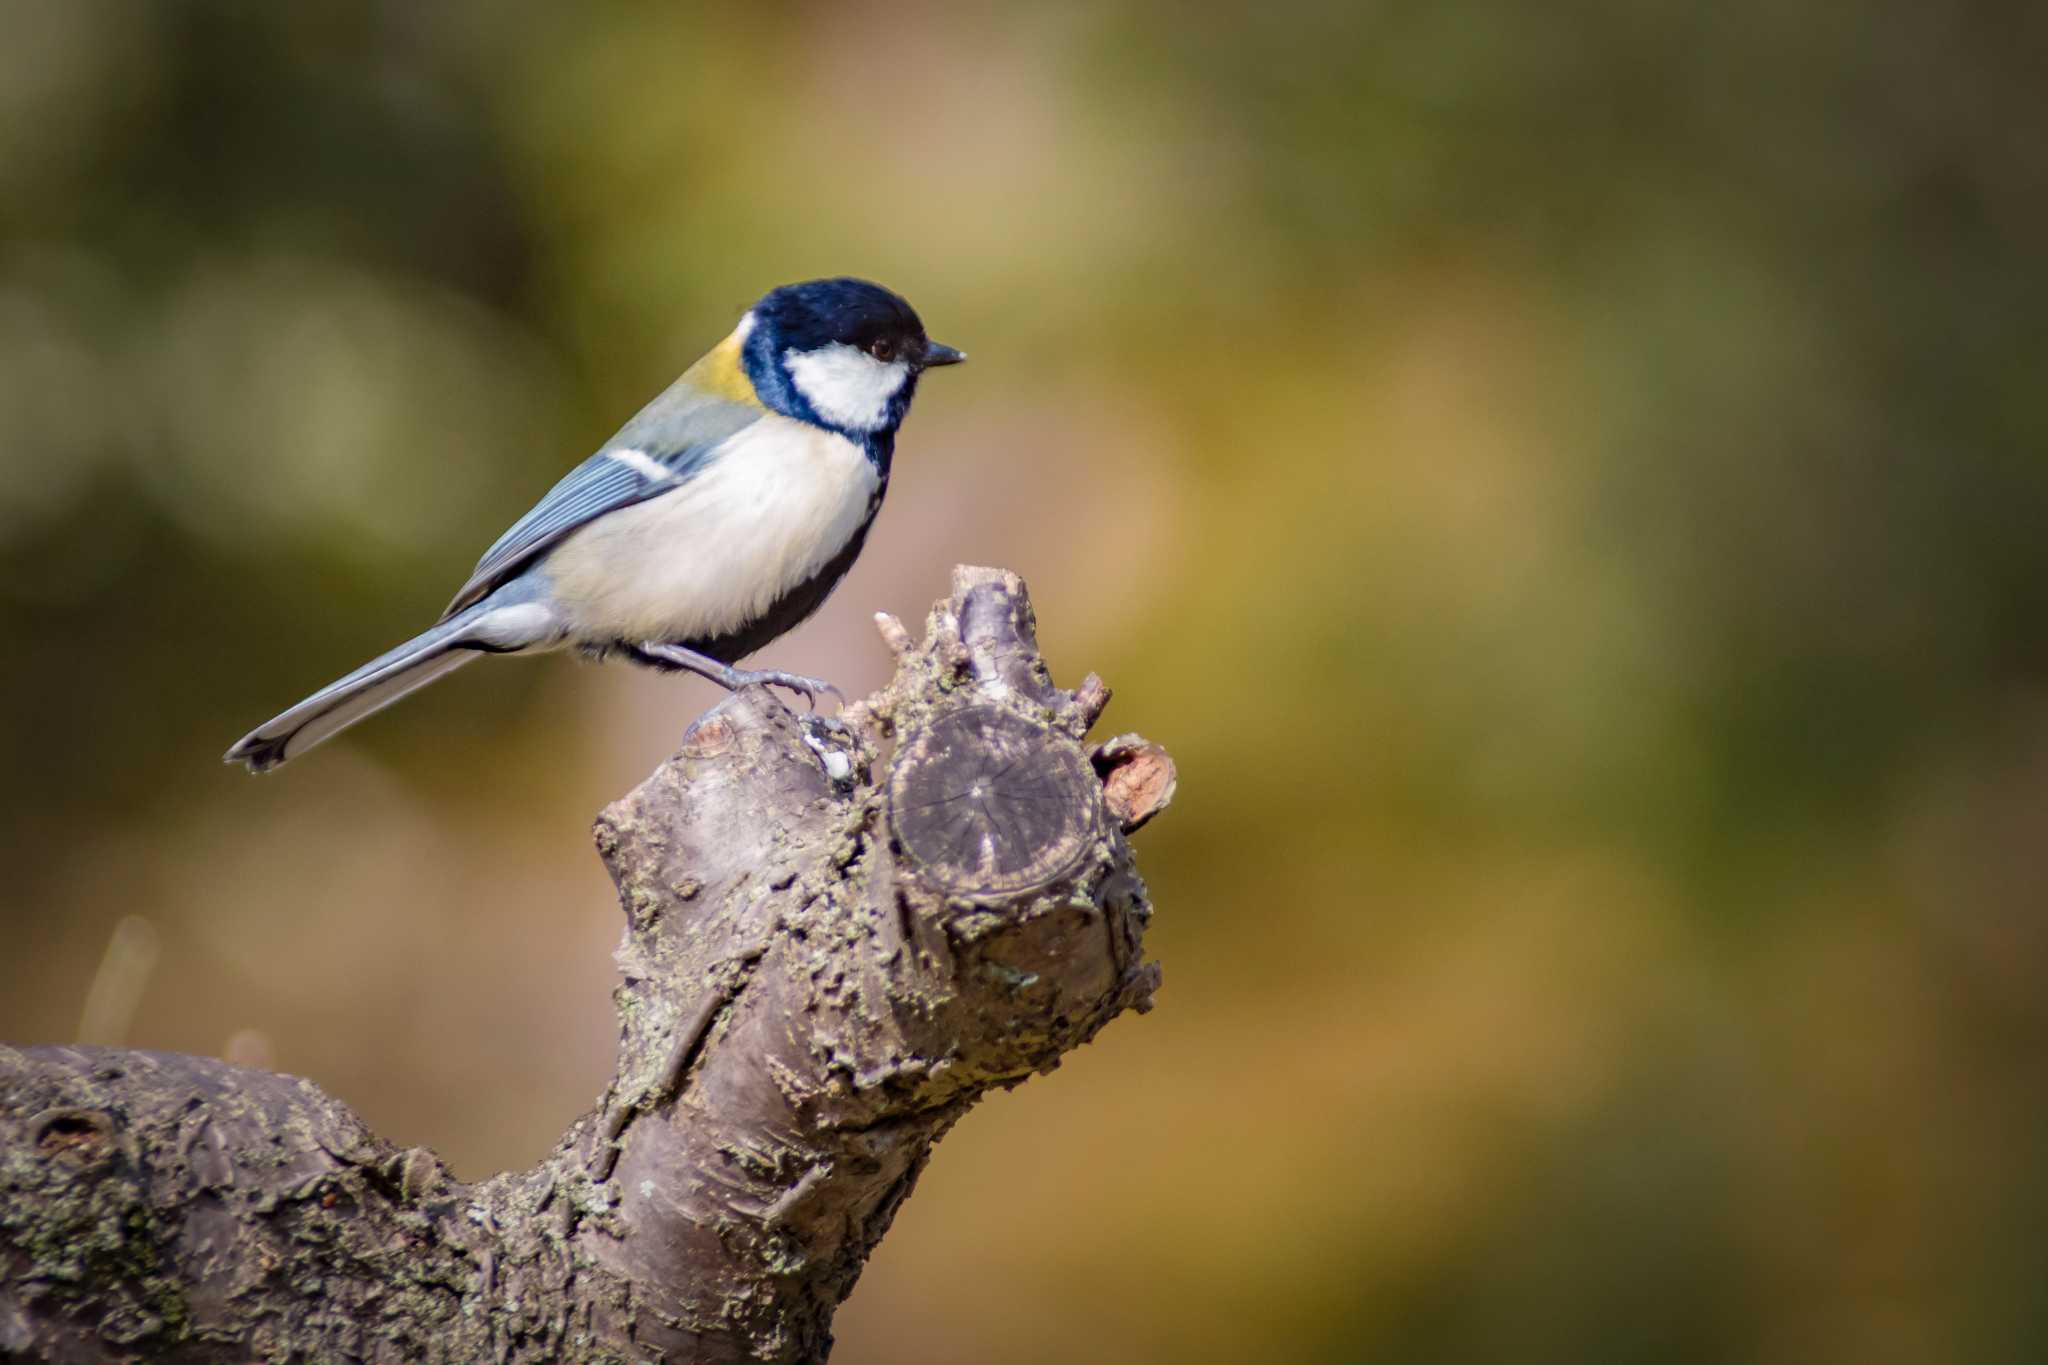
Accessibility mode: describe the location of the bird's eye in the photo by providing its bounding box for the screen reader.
[868,337,896,362]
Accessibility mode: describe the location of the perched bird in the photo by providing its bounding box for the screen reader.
[226,277,963,773]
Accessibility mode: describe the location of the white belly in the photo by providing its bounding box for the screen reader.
[542,415,880,644]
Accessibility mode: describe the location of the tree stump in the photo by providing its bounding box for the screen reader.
[0,566,1172,1364]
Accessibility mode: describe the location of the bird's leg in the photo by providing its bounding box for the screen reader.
[636,642,845,711]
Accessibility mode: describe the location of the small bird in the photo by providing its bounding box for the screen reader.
[226,277,963,773]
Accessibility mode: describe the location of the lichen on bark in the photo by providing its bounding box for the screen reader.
[1,566,1172,1364]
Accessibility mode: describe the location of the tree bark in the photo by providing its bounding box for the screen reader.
[0,567,1173,1364]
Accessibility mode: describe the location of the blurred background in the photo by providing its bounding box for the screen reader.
[3,1,2044,1360]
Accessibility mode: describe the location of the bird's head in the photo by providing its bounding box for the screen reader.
[740,278,964,439]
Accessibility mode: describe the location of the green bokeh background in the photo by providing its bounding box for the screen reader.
[4,3,2044,1361]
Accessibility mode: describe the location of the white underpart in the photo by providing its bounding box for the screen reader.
[607,447,672,483]
[783,343,910,433]
[542,413,880,645]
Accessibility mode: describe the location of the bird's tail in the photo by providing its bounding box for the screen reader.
[225,608,490,773]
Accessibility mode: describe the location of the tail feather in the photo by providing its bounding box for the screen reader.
[225,612,486,773]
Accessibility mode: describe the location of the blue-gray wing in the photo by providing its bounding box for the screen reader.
[441,383,764,617]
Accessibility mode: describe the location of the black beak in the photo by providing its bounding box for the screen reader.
[920,341,966,368]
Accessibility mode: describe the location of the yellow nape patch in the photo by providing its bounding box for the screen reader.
[683,328,764,409]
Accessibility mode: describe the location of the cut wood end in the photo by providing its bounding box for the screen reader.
[1092,734,1177,834]
[679,711,737,758]
[949,564,1019,598]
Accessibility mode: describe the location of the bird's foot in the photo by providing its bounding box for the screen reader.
[637,642,844,711]
[722,666,845,711]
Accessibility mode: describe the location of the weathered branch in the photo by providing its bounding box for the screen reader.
[0,567,1171,1364]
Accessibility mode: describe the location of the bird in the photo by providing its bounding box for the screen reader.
[225,277,964,773]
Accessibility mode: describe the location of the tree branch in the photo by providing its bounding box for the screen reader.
[0,567,1171,1364]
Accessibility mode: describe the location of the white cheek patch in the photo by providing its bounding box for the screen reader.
[784,343,911,433]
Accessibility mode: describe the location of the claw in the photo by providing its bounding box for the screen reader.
[730,669,844,711]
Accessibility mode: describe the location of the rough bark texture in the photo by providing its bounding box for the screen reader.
[0,567,1172,1364]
